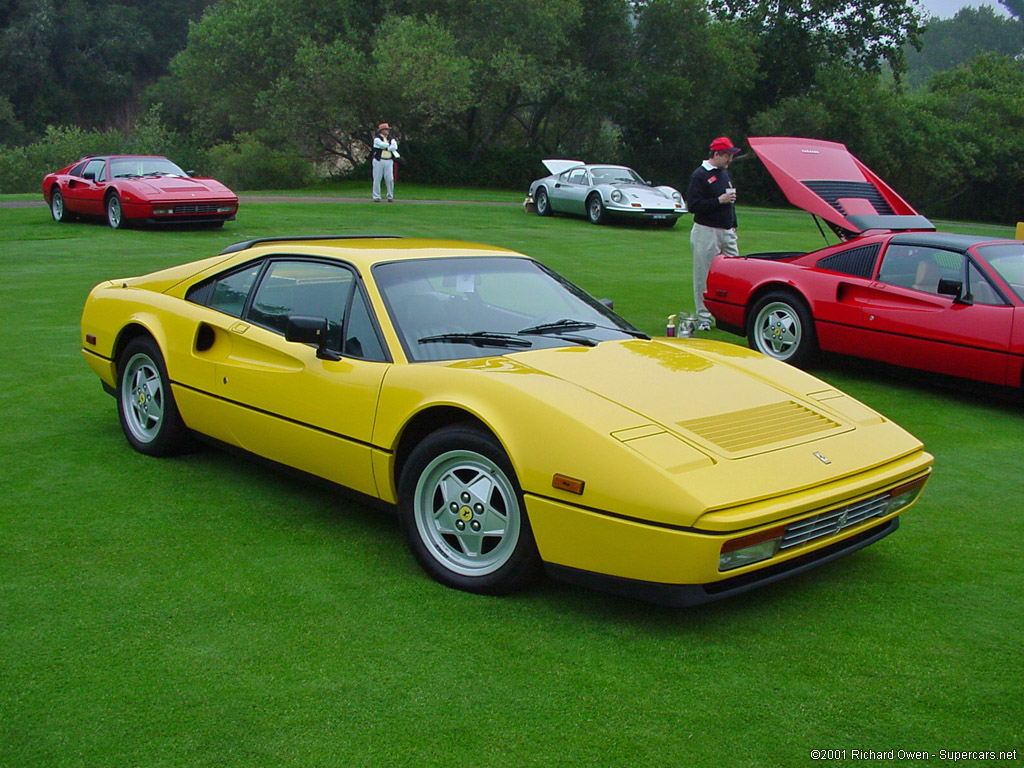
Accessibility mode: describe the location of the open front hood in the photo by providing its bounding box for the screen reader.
[748,137,933,236]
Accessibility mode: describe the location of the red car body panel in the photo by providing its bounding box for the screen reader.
[706,138,1024,389]
[748,137,924,235]
[42,155,238,227]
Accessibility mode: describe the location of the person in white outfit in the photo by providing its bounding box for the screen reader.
[372,123,400,202]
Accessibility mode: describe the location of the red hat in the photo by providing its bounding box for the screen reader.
[710,136,741,154]
[378,122,390,131]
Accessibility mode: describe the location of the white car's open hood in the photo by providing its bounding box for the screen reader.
[541,159,585,175]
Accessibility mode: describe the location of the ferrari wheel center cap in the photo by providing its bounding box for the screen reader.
[458,506,474,522]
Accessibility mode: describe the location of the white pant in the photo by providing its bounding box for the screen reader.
[372,159,395,200]
[690,223,738,322]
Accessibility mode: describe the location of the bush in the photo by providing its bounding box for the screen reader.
[0,125,119,193]
[206,134,315,191]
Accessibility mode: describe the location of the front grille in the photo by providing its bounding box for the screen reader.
[780,491,889,550]
[679,401,842,454]
[172,203,221,214]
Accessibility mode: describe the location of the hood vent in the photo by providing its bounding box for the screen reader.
[679,400,842,455]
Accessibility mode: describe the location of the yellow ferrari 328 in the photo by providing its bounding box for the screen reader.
[80,236,933,605]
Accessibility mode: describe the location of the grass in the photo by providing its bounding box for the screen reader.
[1,198,1022,767]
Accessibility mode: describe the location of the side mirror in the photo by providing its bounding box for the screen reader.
[186,170,196,177]
[83,171,96,181]
[599,298,614,310]
[937,278,972,304]
[285,315,341,361]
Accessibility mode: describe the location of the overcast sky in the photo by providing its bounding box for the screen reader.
[917,0,1010,17]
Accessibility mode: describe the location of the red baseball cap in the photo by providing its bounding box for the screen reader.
[378,123,390,131]
[710,136,741,153]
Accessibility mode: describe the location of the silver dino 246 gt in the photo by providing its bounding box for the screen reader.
[527,159,687,227]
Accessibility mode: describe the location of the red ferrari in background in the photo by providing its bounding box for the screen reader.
[705,137,1024,389]
[42,155,238,229]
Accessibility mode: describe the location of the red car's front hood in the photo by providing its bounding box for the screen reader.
[127,176,236,201]
[748,137,932,236]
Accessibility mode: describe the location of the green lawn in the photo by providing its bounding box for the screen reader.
[1,200,1021,768]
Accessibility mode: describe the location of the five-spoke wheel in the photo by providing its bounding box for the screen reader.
[399,425,539,594]
[106,193,125,229]
[117,337,189,456]
[587,193,607,224]
[747,292,816,365]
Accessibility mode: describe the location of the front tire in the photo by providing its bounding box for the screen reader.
[398,425,540,595]
[747,291,817,366]
[535,187,552,217]
[587,193,607,224]
[117,337,190,456]
[106,193,125,229]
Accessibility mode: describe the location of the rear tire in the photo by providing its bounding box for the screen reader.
[398,425,540,595]
[747,291,817,366]
[535,187,552,217]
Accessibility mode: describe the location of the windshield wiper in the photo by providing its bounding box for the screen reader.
[519,318,649,341]
[518,319,597,335]
[417,332,533,349]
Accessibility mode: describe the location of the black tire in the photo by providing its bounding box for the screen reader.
[586,193,607,225]
[116,337,190,456]
[398,425,540,595]
[535,187,552,217]
[746,291,817,366]
[50,189,71,222]
[106,192,126,229]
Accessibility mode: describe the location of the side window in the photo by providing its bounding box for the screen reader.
[568,169,588,185]
[70,161,88,177]
[83,159,105,181]
[878,245,963,295]
[248,261,353,336]
[344,289,387,361]
[187,263,262,318]
[967,262,1005,306]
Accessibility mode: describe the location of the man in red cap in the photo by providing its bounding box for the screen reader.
[686,136,741,330]
[372,122,401,202]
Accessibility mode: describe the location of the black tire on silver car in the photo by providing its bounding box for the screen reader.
[587,193,607,224]
[747,291,817,366]
[117,337,190,456]
[398,425,540,595]
[535,187,552,216]
[106,192,125,229]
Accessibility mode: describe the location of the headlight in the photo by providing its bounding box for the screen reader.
[152,207,172,215]
[719,525,785,571]
[217,205,235,212]
[672,191,683,204]
[884,476,928,514]
[610,190,624,203]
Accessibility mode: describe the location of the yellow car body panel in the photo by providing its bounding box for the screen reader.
[81,236,933,605]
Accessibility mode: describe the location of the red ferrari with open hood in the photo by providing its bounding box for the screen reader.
[748,137,933,238]
[705,137,1024,390]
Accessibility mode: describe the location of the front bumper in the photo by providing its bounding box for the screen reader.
[605,205,684,221]
[545,518,898,606]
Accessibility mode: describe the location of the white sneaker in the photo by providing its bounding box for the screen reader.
[698,320,712,331]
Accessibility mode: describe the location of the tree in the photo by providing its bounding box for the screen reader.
[904,7,1024,89]
[706,0,926,111]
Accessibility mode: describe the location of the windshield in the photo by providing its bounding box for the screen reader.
[977,243,1024,302]
[109,156,188,179]
[373,256,642,362]
[590,167,644,185]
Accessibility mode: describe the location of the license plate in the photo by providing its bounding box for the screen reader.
[653,214,667,220]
